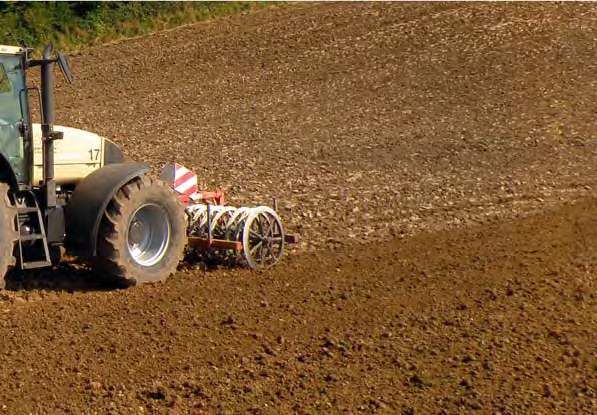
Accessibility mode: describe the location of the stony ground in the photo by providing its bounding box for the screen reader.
[2,2,597,414]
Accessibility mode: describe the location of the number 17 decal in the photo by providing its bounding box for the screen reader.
[89,149,100,161]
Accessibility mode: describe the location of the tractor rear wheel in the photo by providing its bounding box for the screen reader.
[92,175,186,287]
[0,183,17,289]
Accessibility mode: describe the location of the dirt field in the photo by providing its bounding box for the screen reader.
[2,2,597,413]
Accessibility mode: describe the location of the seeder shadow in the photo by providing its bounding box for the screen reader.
[181,250,241,271]
[4,262,121,292]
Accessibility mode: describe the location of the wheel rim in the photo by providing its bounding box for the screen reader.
[126,203,171,267]
[242,207,284,269]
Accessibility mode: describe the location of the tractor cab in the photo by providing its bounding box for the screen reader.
[0,45,31,185]
[0,44,72,191]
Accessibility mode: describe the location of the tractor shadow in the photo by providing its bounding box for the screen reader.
[3,252,246,293]
[4,261,123,292]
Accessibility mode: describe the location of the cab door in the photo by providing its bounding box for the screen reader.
[0,55,31,185]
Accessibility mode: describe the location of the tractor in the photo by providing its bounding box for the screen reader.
[0,43,187,288]
[0,43,293,289]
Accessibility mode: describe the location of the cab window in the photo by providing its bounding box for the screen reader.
[0,63,10,93]
[0,56,28,183]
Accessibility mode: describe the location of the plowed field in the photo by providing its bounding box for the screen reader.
[2,2,597,414]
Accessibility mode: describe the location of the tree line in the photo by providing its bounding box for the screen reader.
[0,2,268,51]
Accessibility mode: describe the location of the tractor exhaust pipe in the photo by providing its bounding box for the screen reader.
[41,43,55,196]
[27,43,72,207]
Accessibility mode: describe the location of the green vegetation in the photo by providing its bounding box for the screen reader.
[0,2,276,51]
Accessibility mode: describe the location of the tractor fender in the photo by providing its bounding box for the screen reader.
[65,162,150,257]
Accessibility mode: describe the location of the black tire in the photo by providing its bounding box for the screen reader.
[92,175,186,287]
[0,183,17,289]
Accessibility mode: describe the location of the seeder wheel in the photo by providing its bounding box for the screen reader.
[186,204,208,236]
[209,206,236,239]
[225,207,251,241]
[242,206,284,269]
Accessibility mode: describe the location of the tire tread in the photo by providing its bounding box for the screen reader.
[0,183,18,289]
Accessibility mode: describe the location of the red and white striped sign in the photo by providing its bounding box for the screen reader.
[160,163,198,199]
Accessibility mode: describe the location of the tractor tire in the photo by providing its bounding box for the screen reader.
[0,183,18,289]
[92,175,186,287]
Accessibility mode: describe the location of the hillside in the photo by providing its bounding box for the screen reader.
[2,3,596,413]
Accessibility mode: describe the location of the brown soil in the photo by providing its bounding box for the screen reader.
[3,2,597,414]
